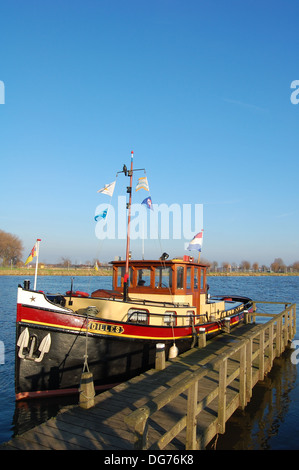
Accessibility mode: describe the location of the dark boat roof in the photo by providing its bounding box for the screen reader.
[111,258,209,268]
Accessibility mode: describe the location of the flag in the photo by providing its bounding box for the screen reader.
[25,242,38,265]
[97,181,116,197]
[136,176,149,192]
[142,196,153,210]
[94,208,108,221]
[187,231,203,252]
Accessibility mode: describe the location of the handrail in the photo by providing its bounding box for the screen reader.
[125,302,296,450]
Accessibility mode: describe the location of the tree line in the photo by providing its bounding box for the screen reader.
[207,258,299,273]
[1,229,299,273]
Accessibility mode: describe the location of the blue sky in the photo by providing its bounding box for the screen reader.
[0,0,298,266]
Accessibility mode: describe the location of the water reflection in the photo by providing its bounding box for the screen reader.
[207,348,298,450]
[12,394,79,437]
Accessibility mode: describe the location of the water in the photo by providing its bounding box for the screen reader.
[0,274,298,449]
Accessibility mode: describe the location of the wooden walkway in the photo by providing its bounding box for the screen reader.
[0,302,296,450]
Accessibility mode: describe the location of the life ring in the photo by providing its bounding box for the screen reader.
[66,290,89,298]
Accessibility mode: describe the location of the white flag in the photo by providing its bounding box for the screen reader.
[97,181,116,197]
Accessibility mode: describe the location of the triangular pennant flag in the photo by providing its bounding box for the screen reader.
[141,196,153,211]
[97,181,116,197]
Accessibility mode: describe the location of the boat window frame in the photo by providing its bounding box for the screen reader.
[155,266,173,289]
[163,310,177,327]
[176,265,184,290]
[116,266,133,288]
[127,308,149,325]
[193,267,200,291]
[200,267,206,293]
[135,267,152,288]
[186,266,192,291]
[187,310,196,325]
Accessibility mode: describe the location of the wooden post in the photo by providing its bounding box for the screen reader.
[239,343,246,410]
[197,328,206,348]
[243,309,249,324]
[290,307,294,339]
[186,380,199,450]
[259,330,265,380]
[277,317,282,356]
[282,312,287,348]
[285,309,290,347]
[218,358,227,434]
[269,323,274,367]
[223,317,230,334]
[246,339,253,402]
[155,343,166,370]
[125,407,150,450]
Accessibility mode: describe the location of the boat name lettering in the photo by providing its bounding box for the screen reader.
[88,321,124,334]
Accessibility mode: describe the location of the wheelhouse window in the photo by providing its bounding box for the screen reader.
[127,308,149,324]
[164,311,177,326]
[186,266,192,290]
[200,268,205,292]
[176,266,184,289]
[136,268,151,287]
[193,268,199,290]
[117,267,133,287]
[155,266,172,288]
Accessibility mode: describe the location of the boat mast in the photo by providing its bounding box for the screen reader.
[123,150,134,301]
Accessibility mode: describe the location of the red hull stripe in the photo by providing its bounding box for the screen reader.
[17,304,243,341]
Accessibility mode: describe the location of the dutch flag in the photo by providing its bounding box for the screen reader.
[186,231,203,252]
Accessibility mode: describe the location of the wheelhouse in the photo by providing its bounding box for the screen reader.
[111,257,209,312]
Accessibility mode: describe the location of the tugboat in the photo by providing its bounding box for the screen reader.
[15,152,252,400]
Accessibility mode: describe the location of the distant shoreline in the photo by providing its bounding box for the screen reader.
[0,268,112,276]
[0,268,298,277]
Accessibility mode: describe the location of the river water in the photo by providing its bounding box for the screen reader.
[0,274,298,449]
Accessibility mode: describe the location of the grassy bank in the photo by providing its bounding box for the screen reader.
[0,267,113,276]
[207,272,299,276]
[0,267,298,277]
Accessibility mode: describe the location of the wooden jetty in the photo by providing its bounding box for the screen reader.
[0,301,296,451]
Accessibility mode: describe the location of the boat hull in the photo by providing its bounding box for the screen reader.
[15,294,251,400]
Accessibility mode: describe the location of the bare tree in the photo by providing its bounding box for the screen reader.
[292,261,299,272]
[0,229,23,266]
[61,257,72,268]
[240,260,251,271]
[222,261,230,272]
[271,258,286,273]
[252,262,259,272]
[210,261,218,272]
